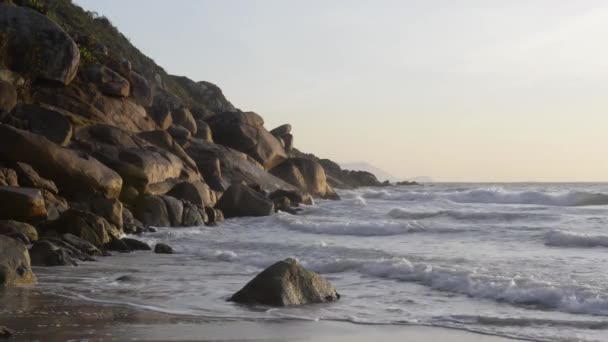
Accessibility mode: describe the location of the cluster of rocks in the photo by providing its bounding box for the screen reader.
[0,1,354,291]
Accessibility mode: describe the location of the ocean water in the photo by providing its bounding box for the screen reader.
[35,183,608,342]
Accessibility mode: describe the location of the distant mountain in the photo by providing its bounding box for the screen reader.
[339,162,399,182]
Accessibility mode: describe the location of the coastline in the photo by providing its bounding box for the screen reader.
[0,285,524,342]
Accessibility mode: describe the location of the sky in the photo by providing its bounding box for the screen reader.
[75,0,608,182]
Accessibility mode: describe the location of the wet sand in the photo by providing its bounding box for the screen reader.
[0,286,523,341]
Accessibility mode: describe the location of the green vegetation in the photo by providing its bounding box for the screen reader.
[27,0,200,107]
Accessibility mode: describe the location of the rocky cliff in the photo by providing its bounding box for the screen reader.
[0,0,383,284]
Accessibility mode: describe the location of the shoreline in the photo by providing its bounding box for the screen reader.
[0,285,526,342]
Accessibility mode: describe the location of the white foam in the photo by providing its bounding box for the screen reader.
[387,208,537,221]
[358,187,608,207]
[544,230,608,248]
[278,216,425,236]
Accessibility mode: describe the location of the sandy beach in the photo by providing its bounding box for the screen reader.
[0,286,523,342]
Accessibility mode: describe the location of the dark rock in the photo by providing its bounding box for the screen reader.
[0,167,18,187]
[270,124,291,138]
[0,124,123,200]
[129,71,153,107]
[30,240,77,266]
[0,186,46,222]
[0,326,14,339]
[181,202,205,226]
[105,238,131,253]
[396,180,420,186]
[146,101,173,130]
[270,158,339,200]
[42,190,68,221]
[45,209,121,247]
[122,238,151,251]
[0,4,80,84]
[194,120,213,142]
[82,196,124,229]
[8,104,74,146]
[0,235,36,285]
[204,206,223,225]
[0,220,38,242]
[61,233,103,257]
[161,195,183,226]
[282,134,293,153]
[0,80,17,113]
[167,180,215,208]
[167,124,192,141]
[274,196,292,213]
[33,78,157,132]
[5,232,30,245]
[168,76,236,114]
[72,125,198,196]
[154,243,173,254]
[268,189,305,207]
[122,208,144,234]
[171,107,197,135]
[206,111,287,170]
[13,161,58,194]
[215,183,274,218]
[229,258,339,306]
[84,63,130,97]
[137,130,198,172]
[186,139,297,193]
[133,194,170,227]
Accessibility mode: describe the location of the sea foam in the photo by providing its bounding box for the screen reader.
[544,230,608,248]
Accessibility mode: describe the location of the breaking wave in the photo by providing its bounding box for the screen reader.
[306,257,608,316]
[360,188,608,206]
[387,208,547,221]
[544,230,608,248]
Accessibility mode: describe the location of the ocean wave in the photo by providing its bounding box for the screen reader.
[301,257,608,317]
[387,208,541,221]
[358,187,608,207]
[544,230,608,248]
[276,216,470,236]
[442,315,608,329]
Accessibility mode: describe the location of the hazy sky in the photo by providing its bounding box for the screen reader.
[76,0,608,182]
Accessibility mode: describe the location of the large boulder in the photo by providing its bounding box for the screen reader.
[0,235,36,285]
[270,158,339,200]
[270,124,291,138]
[0,124,123,200]
[74,196,123,229]
[194,120,213,143]
[161,195,183,226]
[0,187,46,222]
[171,107,197,135]
[215,183,274,218]
[138,130,198,172]
[84,63,130,97]
[0,4,80,85]
[73,125,197,196]
[166,180,215,208]
[229,258,339,306]
[0,80,17,113]
[181,201,205,226]
[133,194,170,227]
[29,240,77,267]
[33,79,158,132]
[129,71,153,107]
[168,76,236,114]
[0,166,17,187]
[206,112,287,170]
[0,220,38,242]
[13,161,58,194]
[186,139,297,193]
[44,209,121,247]
[7,104,73,146]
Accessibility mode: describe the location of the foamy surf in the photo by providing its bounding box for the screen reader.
[544,230,608,248]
